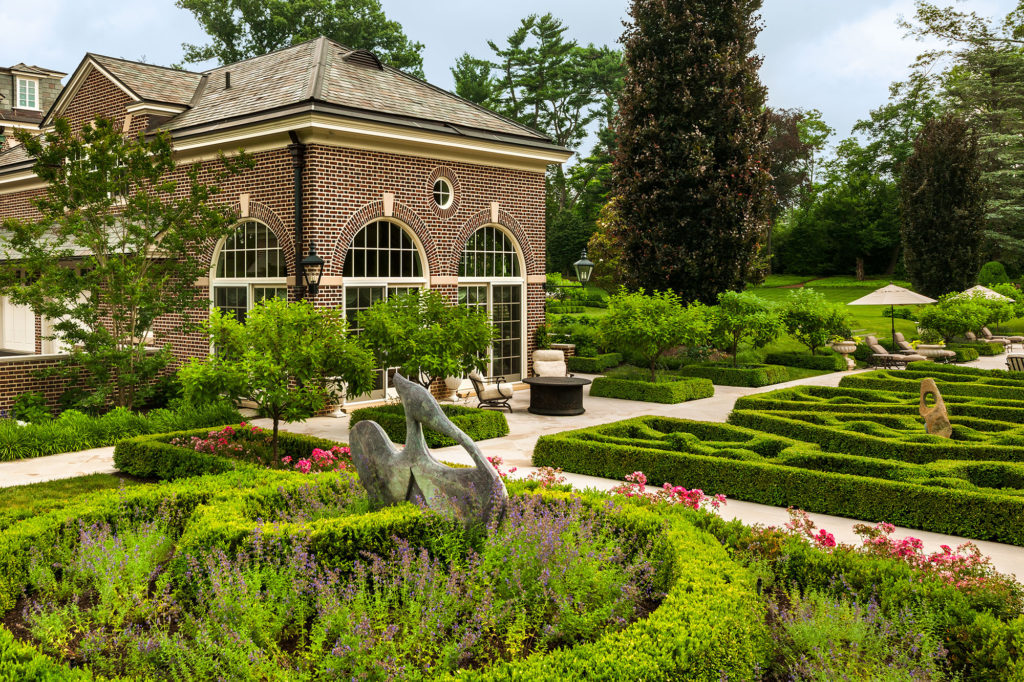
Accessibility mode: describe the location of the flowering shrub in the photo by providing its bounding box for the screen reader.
[171,423,267,456]
[610,471,726,511]
[525,466,567,488]
[282,446,350,474]
[171,423,350,473]
[486,454,517,479]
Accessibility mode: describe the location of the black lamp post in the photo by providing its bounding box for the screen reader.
[573,250,594,288]
[301,243,325,298]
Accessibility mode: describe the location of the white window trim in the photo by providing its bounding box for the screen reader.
[16,77,40,111]
[208,221,289,326]
[433,177,454,209]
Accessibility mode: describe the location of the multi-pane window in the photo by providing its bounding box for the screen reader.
[211,221,287,323]
[343,220,423,278]
[433,178,453,208]
[16,78,37,109]
[459,226,521,278]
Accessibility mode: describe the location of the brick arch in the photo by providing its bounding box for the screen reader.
[449,209,539,277]
[203,200,295,276]
[329,200,437,277]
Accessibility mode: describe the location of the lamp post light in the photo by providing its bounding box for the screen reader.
[301,243,325,298]
[573,250,594,288]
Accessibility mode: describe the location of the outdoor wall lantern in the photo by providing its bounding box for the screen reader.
[573,250,594,287]
[301,243,325,298]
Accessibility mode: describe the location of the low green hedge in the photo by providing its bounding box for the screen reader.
[906,361,1024,379]
[764,352,846,371]
[953,341,1006,356]
[532,417,1024,545]
[567,352,622,373]
[679,362,790,387]
[840,369,1024,401]
[113,425,344,480]
[0,401,240,462]
[590,375,714,404]
[348,404,509,447]
[946,345,982,362]
[547,303,584,314]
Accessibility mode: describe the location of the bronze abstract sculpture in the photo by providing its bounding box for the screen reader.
[920,377,952,439]
[350,373,508,525]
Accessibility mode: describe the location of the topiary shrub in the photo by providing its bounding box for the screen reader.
[348,404,509,447]
[978,260,1010,286]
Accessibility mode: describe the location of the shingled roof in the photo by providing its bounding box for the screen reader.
[89,55,203,106]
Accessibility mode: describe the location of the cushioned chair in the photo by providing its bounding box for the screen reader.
[468,370,513,412]
[865,335,926,368]
[893,332,955,362]
[1008,355,1024,372]
[532,349,572,378]
[981,327,1020,351]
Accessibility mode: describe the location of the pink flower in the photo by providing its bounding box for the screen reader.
[282,456,292,464]
[295,459,312,474]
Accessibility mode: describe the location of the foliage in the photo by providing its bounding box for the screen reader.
[169,423,350,474]
[0,401,239,462]
[589,374,714,404]
[598,289,710,382]
[566,352,622,374]
[348,404,509,448]
[679,362,790,388]
[917,293,991,341]
[357,289,492,389]
[710,290,783,366]
[900,115,985,298]
[612,0,773,303]
[0,474,147,533]
[763,352,846,372]
[10,392,51,424]
[0,117,247,410]
[780,288,851,355]
[991,282,1024,320]
[178,298,374,457]
[176,0,425,76]
[764,108,816,224]
[979,260,1011,286]
[585,198,628,292]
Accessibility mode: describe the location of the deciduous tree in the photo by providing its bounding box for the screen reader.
[710,291,783,366]
[780,288,851,356]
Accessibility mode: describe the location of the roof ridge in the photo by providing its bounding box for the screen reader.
[87,52,202,76]
[307,36,329,101]
[200,36,336,74]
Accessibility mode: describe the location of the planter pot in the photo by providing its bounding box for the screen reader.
[444,376,463,402]
[830,341,857,370]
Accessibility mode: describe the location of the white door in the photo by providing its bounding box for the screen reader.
[1,297,35,353]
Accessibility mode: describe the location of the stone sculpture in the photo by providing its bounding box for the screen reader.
[919,377,952,439]
[350,373,508,525]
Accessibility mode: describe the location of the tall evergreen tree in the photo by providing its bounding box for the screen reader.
[613,0,773,304]
[900,114,985,297]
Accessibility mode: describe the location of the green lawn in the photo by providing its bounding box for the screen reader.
[0,473,150,531]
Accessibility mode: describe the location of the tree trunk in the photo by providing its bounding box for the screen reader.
[855,257,865,281]
[272,417,280,462]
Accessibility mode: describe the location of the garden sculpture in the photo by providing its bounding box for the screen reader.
[350,372,508,525]
[919,378,952,439]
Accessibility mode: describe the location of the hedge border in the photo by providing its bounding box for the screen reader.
[532,416,1024,545]
[840,369,1024,401]
[764,351,845,371]
[679,362,790,387]
[590,376,714,404]
[348,404,509,447]
[567,352,623,374]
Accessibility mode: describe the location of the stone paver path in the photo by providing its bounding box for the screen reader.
[2,354,1022,577]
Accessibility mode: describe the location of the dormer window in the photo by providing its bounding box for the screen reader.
[16,78,38,109]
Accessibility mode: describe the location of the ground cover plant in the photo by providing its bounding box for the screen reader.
[349,404,509,447]
[0,401,240,462]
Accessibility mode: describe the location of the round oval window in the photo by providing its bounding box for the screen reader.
[433,178,453,209]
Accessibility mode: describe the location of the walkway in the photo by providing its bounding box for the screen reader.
[2,353,1022,577]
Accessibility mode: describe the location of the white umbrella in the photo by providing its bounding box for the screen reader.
[848,284,937,353]
[960,284,1015,302]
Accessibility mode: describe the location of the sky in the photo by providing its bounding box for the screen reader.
[1,0,1017,156]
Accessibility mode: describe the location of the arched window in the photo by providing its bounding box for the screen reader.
[457,225,525,381]
[343,220,427,400]
[211,220,287,323]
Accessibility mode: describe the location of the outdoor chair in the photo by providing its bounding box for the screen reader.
[1008,355,1024,372]
[865,335,926,369]
[893,332,954,362]
[532,349,572,378]
[468,370,514,412]
[979,327,1011,348]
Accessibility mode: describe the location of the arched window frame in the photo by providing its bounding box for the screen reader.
[209,220,288,323]
[457,224,527,382]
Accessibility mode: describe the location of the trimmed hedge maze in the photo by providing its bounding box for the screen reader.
[533,415,1024,545]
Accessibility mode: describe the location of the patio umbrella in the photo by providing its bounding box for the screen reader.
[848,284,937,353]
[960,284,1015,302]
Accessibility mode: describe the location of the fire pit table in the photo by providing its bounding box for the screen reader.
[522,376,592,416]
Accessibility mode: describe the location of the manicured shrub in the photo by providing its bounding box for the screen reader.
[947,345,982,362]
[679,362,790,387]
[590,375,714,404]
[567,352,623,373]
[764,352,845,371]
[906,360,1024,379]
[948,341,1005,356]
[547,303,585,314]
[348,404,509,447]
[979,260,1010,286]
[841,368,1024,401]
[0,401,240,462]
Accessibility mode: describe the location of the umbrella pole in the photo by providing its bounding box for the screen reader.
[891,304,897,353]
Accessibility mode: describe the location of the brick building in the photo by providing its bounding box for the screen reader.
[0,38,570,410]
[0,63,65,151]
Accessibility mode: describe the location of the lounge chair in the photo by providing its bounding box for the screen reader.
[865,335,926,369]
[982,326,1022,351]
[894,332,955,362]
[468,370,513,412]
[1008,355,1024,372]
[532,349,572,378]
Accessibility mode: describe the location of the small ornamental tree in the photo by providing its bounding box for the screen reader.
[780,288,851,355]
[613,0,774,304]
[598,289,710,382]
[0,117,250,411]
[917,294,990,342]
[900,114,985,298]
[178,298,375,457]
[357,290,493,389]
[710,290,784,366]
[991,283,1024,322]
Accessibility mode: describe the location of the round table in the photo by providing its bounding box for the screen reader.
[523,376,592,416]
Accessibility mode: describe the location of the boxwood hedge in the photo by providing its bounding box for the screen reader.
[679,362,790,387]
[840,368,1024,401]
[567,352,622,374]
[946,344,986,361]
[590,375,714,404]
[764,351,846,371]
[348,404,509,448]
